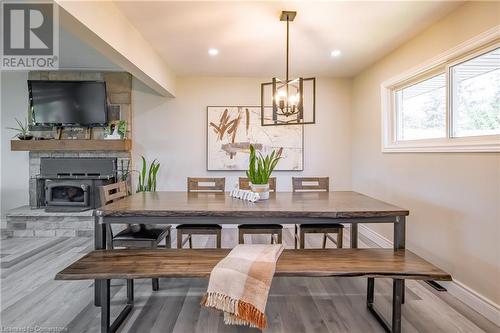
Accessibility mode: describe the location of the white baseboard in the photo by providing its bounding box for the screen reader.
[358,225,500,327]
[440,280,500,326]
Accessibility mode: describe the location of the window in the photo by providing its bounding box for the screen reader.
[395,73,446,141]
[382,31,500,152]
[451,48,500,138]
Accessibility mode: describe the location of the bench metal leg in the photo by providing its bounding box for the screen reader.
[100,279,134,333]
[392,279,403,333]
[127,279,134,304]
[366,278,403,333]
[152,278,159,291]
[100,280,110,333]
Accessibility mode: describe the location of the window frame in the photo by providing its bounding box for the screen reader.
[381,27,500,152]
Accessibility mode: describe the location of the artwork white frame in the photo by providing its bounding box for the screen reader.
[207,106,304,171]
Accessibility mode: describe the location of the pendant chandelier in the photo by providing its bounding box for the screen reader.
[261,11,316,126]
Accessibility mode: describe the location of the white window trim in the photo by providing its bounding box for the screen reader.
[381,26,500,153]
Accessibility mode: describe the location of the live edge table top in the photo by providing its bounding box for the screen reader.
[95,191,409,219]
[55,249,450,281]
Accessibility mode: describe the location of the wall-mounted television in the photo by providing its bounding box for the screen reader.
[28,80,108,126]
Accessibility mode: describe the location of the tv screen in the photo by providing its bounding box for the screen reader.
[29,80,108,126]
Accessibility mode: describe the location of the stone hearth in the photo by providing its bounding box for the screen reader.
[3,206,94,238]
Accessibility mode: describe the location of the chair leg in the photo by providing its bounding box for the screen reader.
[177,230,183,249]
[271,233,274,244]
[277,230,282,244]
[165,231,171,249]
[322,233,327,248]
[188,234,193,249]
[216,229,222,249]
[238,229,244,244]
[294,225,298,249]
[300,229,306,249]
[337,228,343,248]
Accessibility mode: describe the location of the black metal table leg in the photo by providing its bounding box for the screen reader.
[95,216,106,307]
[394,216,406,304]
[350,223,358,248]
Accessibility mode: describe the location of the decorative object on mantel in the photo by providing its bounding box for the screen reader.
[207,106,303,170]
[60,127,91,140]
[246,145,281,200]
[136,156,160,193]
[261,11,316,126]
[29,124,58,140]
[229,188,260,202]
[7,118,33,140]
[105,120,127,140]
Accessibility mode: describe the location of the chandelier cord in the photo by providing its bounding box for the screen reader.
[286,16,289,101]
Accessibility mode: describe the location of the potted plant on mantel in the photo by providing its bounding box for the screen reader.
[246,145,281,200]
[7,118,33,140]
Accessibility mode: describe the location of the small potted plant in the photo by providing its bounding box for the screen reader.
[7,118,33,140]
[246,145,281,200]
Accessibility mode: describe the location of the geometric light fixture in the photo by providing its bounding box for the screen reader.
[261,11,316,126]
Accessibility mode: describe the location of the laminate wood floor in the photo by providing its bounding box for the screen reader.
[1,228,498,333]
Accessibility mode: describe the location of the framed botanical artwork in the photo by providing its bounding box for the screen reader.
[207,106,303,171]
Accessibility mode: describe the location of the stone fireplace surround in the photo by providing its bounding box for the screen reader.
[2,70,132,239]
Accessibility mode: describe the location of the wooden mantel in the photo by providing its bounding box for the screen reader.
[11,139,132,152]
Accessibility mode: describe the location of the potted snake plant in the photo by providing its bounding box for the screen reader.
[246,145,281,200]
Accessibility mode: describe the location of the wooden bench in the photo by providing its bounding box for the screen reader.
[55,249,451,333]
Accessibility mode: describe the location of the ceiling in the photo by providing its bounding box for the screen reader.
[115,1,463,78]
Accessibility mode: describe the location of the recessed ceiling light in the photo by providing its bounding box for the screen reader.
[331,50,341,57]
[208,48,219,56]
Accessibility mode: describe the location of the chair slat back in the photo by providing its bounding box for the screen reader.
[239,177,276,192]
[292,177,329,192]
[98,181,129,245]
[99,182,128,206]
[187,177,225,192]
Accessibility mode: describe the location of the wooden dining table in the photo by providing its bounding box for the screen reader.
[94,190,409,250]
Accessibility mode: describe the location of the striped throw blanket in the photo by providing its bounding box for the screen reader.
[201,244,284,329]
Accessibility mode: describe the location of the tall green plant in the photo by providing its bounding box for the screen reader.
[246,145,281,185]
[136,156,160,192]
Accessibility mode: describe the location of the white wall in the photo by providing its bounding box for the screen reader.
[0,71,30,216]
[132,76,352,191]
[351,1,500,310]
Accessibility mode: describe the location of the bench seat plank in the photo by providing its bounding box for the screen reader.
[55,249,451,281]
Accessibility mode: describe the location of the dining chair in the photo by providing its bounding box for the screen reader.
[99,181,172,291]
[292,177,344,249]
[237,177,282,244]
[176,178,224,248]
